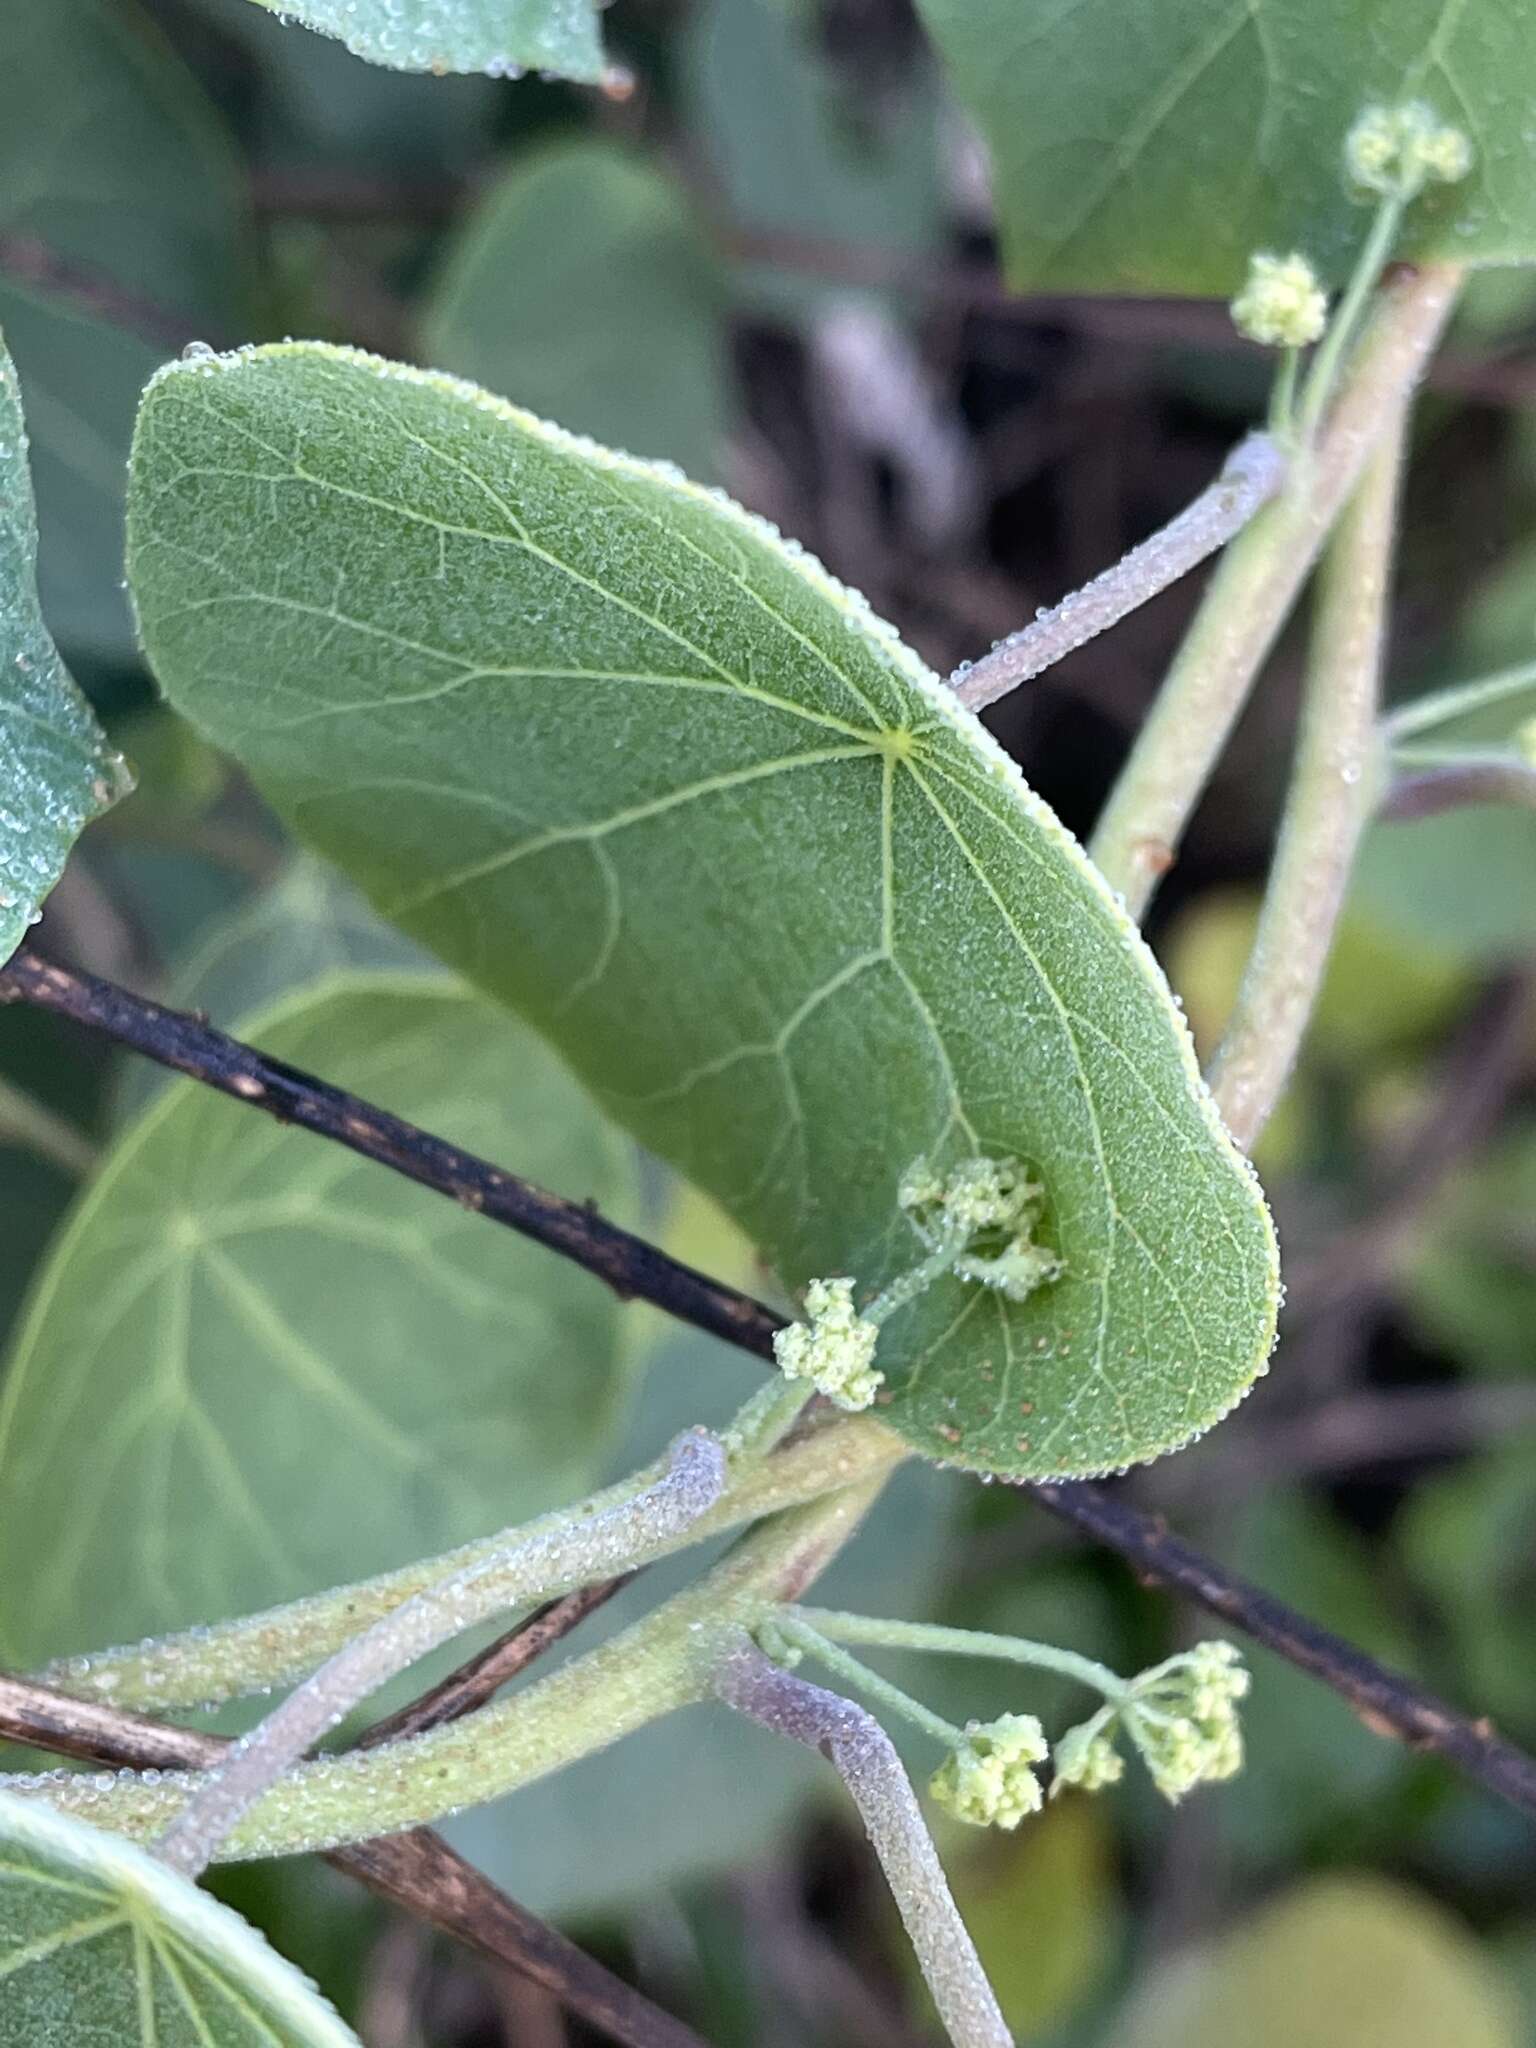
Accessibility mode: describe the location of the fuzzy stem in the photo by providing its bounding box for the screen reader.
[950,433,1285,714]
[1295,197,1407,446]
[1089,263,1460,920]
[772,1618,966,1748]
[38,1413,905,1713]
[717,1639,1011,2048]
[790,1608,1126,1701]
[10,1480,890,1859]
[1384,658,1536,740]
[1208,412,1408,1151]
[152,1430,728,1879]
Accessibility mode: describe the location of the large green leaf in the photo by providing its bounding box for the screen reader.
[0,974,638,1667]
[126,341,1279,1481]
[243,0,605,81]
[0,1788,360,2048]
[0,1,246,661]
[424,140,728,480]
[914,0,1536,295]
[0,335,126,965]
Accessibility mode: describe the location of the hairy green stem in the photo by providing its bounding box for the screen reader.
[1089,262,1460,920]
[38,1413,905,1712]
[153,1431,728,1879]
[949,433,1285,713]
[716,1639,1011,2048]
[790,1607,1126,1701]
[1209,410,1408,1151]
[1295,196,1406,446]
[771,1617,966,1748]
[9,1480,889,1859]
[1384,658,1536,741]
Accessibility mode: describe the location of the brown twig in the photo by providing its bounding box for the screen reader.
[6,951,1536,1822]
[0,950,782,1363]
[0,1651,706,2048]
[1027,1481,1536,1815]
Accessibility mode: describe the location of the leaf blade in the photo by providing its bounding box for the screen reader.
[0,1788,362,2047]
[0,334,126,966]
[914,0,1536,294]
[126,340,1279,1481]
[246,0,605,81]
[0,971,638,1667]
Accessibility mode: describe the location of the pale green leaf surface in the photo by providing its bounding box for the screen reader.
[0,1787,360,2048]
[246,0,605,80]
[1118,1873,1518,2048]
[915,0,1536,295]
[0,336,125,966]
[126,341,1278,1480]
[424,140,728,480]
[0,1,247,658]
[0,974,637,1667]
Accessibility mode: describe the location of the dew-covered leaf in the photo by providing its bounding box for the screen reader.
[0,1787,361,2048]
[915,0,1536,295]
[0,0,247,659]
[0,335,126,967]
[126,341,1279,1481]
[0,974,638,1667]
[243,0,605,81]
[424,140,728,479]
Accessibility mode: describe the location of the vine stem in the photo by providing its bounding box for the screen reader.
[716,1639,1012,2048]
[1208,409,1408,1150]
[790,1607,1125,1701]
[948,433,1286,713]
[152,1430,728,1879]
[5,1483,888,1859]
[1089,262,1461,919]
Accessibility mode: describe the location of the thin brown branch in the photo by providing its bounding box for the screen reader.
[7,950,1536,1822]
[0,949,782,1363]
[357,1578,632,1750]
[0,1669,707,2048]
[1026,1484,1536,1813]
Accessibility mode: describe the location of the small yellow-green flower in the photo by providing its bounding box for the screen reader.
[1052,1712,1125,1794]
[772,1276,882,1410]
[1051,1641,1249,1804]
[1231,252,1328,349]
[1345,102,1473,199]
[898,1154,1063,1304]
[929,1713,1049,1830]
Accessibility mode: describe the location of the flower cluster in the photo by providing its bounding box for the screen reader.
[1230,252,1329,349]
[772,1276,882,1410]
[898,1154,1063,1304]
[1053,1640,1249,1804]
[1345,102,1473,200]
[929,1713,1049,1830]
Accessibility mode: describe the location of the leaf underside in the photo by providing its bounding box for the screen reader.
[0,334,125,966]
[0,973,637,1666]
[0,1788,361,2047]
[250,0,605,81]
[914,0,1536,294]
[126,341,1279,1480]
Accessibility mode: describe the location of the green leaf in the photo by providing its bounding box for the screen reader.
[424,140,728,480]
[682,0,944,318]
[0,1787,361,2048]
[1117,1873,1519,2047]
[243,0,605,81]
[125,340,1279,1481]
[0,973,638,1667]
[1353,806,1536,964]
[0,334,126,965]
[913,0,1536,296]
[0,1,247,660]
